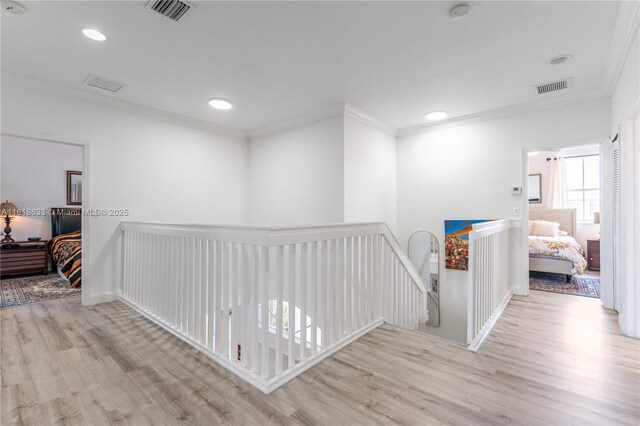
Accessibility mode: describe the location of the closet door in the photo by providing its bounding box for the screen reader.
[612,136,620,311]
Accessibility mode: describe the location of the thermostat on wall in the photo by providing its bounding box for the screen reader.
[511,186,522,195]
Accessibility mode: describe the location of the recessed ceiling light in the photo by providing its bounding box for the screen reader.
[449,4,469,20]
[208,98,233,110]
[1,1,27,15]
[81,28,106,41]
[425,111,447,121]
[547,54,572,65]
[528,151,541,157]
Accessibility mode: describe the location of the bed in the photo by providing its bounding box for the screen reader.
[48,207,82,288]
[528,208,587,282]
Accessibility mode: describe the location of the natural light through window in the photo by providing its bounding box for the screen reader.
[565,155,600,222]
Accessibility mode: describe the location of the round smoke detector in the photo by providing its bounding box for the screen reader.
[449,4,469,21]
[548,54,573,65]
[1,0,27,15]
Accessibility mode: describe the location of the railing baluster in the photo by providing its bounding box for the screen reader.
[251,244,259,373]
[238,244,249,367]
[207,240,214,350]
[222,242,231,359]
[310,241,318,355]
[275,245,284,375]
[320,240,327,350]
[230,243,238,361]
[356,236,363,328]
[288,244,296,369]
[300,242,308,361]
[345,237,353,334]
[215,240,223,354]
[336,238,343,339]
[260,246,269,379]
[328,239,335,345]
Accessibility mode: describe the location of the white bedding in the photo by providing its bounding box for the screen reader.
[528,235,587,274]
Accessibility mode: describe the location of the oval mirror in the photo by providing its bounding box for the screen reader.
[408,231,440,327]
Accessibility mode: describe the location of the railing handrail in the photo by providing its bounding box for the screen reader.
[470,219,512,238]
[120,221,427,294]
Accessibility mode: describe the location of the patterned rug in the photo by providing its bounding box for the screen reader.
[0,275,81,308]
[529,271,600,298]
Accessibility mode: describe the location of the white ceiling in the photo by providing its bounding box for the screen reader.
[1,1,621,132]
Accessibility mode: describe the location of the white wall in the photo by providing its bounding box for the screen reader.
[1,84,249,303]
[343,116,397,232]
[397,97,611,343]
[1,136,83,241]
[248,116,344,225]
[612,30,639,133]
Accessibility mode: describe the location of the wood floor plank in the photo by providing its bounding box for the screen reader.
[1,290,638,425]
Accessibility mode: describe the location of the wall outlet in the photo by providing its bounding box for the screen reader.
[513,207,521,216]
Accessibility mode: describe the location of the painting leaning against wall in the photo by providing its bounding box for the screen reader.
[444,220,492,271]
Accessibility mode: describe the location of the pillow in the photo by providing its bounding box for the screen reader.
[558,230,568,236]
[531,220,561,237]
[528,221,536,235]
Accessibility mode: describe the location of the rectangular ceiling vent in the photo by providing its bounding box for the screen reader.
[534,78,573,95]
[82,74,127,93]
[146,0,193,21]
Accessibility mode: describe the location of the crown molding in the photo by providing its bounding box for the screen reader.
[397,88,610,138]
[343,103,398,137]
[602,1,640,95]
[248,103,345,140]
[1,71,248,140]
[248,102,398,140]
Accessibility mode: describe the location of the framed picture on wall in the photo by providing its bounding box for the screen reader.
[528,174,541,203]
[444,220,492,271]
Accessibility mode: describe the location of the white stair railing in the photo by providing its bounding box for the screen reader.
[120,222,427,393]
[467,219,513,352]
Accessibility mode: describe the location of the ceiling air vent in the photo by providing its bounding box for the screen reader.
[82,74,126,93]
[534,78,573,95]
[146,0,193,21]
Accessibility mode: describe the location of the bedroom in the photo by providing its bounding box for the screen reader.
[0,136,84,307]
[527,144,602,298]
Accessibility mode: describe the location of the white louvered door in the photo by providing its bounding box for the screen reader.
[612,136,620,311]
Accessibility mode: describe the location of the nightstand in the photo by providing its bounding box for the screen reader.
[0,241,48,277]
[587,239,600,271]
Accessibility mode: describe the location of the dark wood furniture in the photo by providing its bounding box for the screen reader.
[0,241,48,277]
[587,239,600,271]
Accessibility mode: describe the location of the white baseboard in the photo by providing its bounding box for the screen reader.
[468,290,513,352]
[83,289,121,305]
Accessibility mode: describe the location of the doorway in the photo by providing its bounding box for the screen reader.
[0,134,89,307]
[522,141,606,301]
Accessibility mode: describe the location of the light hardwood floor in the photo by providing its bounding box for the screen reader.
[1,290,638,425]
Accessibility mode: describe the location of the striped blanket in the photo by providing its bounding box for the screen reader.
[48,231,82,288]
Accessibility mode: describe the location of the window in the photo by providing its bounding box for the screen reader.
[565,155,600,222]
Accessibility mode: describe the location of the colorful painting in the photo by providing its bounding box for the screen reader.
[444,220,492,271]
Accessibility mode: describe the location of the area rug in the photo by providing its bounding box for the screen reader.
[529,271,600,298]
[0,275,81,308]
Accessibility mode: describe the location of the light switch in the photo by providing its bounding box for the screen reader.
[513,207,521,216]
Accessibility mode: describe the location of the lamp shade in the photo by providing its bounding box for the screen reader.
[593,212,600,224]
[0,201,18,217]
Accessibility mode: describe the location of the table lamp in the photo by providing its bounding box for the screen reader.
[593,212,600,240]
[1,200,18,243]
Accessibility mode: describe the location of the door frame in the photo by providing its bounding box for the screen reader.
[519,138,608,299]
[1,132,92,306]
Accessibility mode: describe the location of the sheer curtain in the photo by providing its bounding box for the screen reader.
[549,156,568,208]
